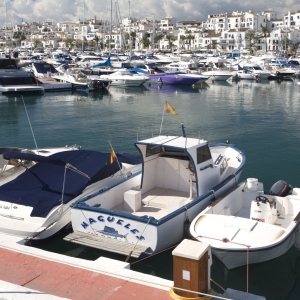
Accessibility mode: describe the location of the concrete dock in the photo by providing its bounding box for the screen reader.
[0,233,266,299]
[0,234,171,299]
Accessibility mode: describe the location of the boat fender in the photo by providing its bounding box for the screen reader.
[183,217,192,239]
[188,160,194,173]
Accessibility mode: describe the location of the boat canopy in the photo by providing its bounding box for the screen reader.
[32,62,58,74]
[3,151,67,166]
[0,150,134,218]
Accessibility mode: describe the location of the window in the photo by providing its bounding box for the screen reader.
[197,144,212,164]
[146,145,162,157]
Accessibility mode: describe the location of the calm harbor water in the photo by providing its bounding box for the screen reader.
[1,78,300,299]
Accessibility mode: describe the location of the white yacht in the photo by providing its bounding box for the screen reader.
[201,68,233,81]
[99,69,149,87]
[241,63,271,79]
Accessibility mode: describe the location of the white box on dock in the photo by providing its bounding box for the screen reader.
[124,190,141,212]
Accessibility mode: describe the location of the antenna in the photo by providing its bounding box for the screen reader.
[21,96,38,151]
[82,0,85,53]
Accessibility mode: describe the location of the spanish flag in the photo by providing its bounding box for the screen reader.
[164,101,178,115]
[109,148,116,164]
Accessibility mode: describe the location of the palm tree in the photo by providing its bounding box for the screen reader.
[140,35,150,49]
[33,38,42,49]
[154,34,163,49]
[166,35,176,50]
[260,25,270,52]
[93,35,101,51]
[245,31,257,55]
[13,32,26,48]
[281,36,293,51]
[65,38,75,51]
[180,35,186,49]
[211,40,218,50]
[185,34,195,50]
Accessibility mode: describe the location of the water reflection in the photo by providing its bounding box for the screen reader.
[144,83,200,94]
[211,246,300,299]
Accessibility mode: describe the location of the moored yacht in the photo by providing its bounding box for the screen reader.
[0,58,44,93]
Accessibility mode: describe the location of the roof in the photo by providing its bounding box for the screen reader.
[136,135,207,149]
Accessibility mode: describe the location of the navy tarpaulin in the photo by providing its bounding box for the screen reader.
[32,62,58,74]
[3,152,66,166]
[0,150,120,218]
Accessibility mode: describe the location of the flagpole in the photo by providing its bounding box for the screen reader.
[159,108,165,135]
[108,141,123,175]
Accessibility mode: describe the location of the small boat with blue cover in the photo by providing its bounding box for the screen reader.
[0,150,142,241]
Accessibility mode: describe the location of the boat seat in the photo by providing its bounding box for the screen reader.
[141,187,189,209]
[194,214,285,247]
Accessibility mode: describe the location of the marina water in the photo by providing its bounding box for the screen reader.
[1,78,300,299]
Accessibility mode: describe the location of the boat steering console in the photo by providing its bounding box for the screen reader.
[255,196,269,203]
[254,195,276,209]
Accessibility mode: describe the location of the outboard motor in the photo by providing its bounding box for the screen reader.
[269,180,293,197]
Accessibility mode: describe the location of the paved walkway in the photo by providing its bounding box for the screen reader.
[0,247,171,299]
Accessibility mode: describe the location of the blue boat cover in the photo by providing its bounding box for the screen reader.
[32,62,58,74]
[92,56,111,68]
[0,150,123,218]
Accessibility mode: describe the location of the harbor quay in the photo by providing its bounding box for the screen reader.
[0,234,267,300]
[0,233,171,299]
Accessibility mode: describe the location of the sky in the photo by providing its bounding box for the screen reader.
[0,0,299,26]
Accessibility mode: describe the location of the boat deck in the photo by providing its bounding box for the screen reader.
[64,231,150,257]
[112,187,194,219]
[37,77,72,91]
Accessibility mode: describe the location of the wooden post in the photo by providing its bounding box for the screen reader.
[172,239,211,298]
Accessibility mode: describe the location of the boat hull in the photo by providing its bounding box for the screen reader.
[212,228,296,269]
[148,74,207,85]
[71,172,242,254]
[201,73,232,81]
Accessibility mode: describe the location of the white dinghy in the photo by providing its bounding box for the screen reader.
[190,178,300,269]
[69,124,245,258]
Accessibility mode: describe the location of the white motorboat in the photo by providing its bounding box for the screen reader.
[236,70,257,80]
[31,62,72,92]
[201,68,233,81]
[272,68,296,80]
[0,57,44,93]
[53,68,94,91]
[163,61,199,74]
[99,69,149,87]
[69,124,245,258]
[0,149,142,241]
[190,178,300,269]
[241,63,271,79]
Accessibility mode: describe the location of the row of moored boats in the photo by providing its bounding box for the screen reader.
[1,122,300,269]
[1,51,300,93]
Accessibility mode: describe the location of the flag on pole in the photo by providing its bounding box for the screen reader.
[164,101,178,115]
[109,148,116,164]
